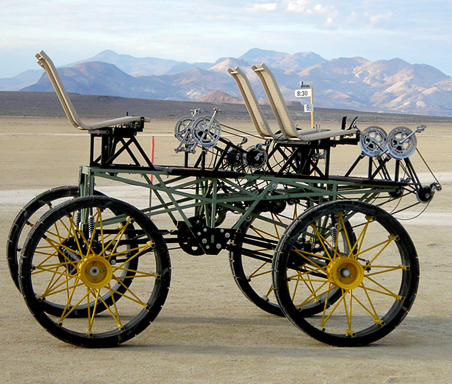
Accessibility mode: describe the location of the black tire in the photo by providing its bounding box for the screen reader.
[273,200,419,347]
[229,200,306,317]
[20,196,171,348]
[7,186,102,291]
[230,200,353,317]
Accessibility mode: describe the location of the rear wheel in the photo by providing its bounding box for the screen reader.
[20,196,171,347]
[273,200,419,347]
[7,186,104,291]
[230,199,354,317]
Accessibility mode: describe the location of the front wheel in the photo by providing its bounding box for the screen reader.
[20,196,171,348]
[273,200,419,347]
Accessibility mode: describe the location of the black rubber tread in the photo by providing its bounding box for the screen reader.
[7,186,81,290]
[229,215,284,316]
[19,196,171,348]
[273,200,419,347]
[229,210,355,317]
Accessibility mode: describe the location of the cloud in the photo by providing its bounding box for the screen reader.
[369,11,394,27]
[1,0,452,77]
[247,2,278,11]
[285,0,309,13]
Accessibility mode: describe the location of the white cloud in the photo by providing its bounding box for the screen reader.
[369,11,394,27]
[247,2,278,11]
[285,0,309,13]
[1,0,452,77]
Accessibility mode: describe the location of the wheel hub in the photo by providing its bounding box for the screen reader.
[79,256,113,289]
[327,257,364,290]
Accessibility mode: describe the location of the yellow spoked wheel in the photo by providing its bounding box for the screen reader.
[7,186,102,292]
[229,200,305,316]
[273,200,419,347]
[229,198,349,317]
[19,196,171,348]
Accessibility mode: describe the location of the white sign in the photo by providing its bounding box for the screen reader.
[295,89,312,98]
[304,104,314,112]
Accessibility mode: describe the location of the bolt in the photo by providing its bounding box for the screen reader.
[216,244,222,249]
[203,227,208,232]
[225,233,231,239]
[197,232,202,236]
[202,238,208,244]
[341,268,351,278]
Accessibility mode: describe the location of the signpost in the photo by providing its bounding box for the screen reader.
[295,81,314,129]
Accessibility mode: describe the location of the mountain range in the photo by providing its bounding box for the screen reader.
[1,48,452,116]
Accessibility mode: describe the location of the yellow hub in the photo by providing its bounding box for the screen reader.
[79,256,113,289]
[327,257,364,290]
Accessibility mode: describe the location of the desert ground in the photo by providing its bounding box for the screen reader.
[0,116,451,383]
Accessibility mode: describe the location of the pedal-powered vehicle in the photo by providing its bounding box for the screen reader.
[7,51,441,347]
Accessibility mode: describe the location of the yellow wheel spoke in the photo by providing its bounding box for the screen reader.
[87,288,100,333]
[363,275,403,300]
[265,284,274,299]
[251,225,279,241]
[337,212,354,255]
[248,262,270,279]
[36,266,80,297]
[310,224,334,260]
[353,283,381,321]
[321,287,347,327]
[293,248,330,266]
[297,281,332,309]
[112,242,155,271]
[365,265,405,277]
[352,217,371,255]
[344,290,353,335]
[104,283,123,328]
[112,268,158,279]
[59,277,89,321]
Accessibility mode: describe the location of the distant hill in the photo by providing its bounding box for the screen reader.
[5,48,452,116]
[0,69,43,91]
[3,91,452,125]
[198,90,242,104]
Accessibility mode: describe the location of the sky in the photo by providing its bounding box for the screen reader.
[1,0,451,78]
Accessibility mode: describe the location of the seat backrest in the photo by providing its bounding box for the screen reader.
[251,64,299,139]
[36,51,150,130]
[228,67,279,139]
[36,51,88,130]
